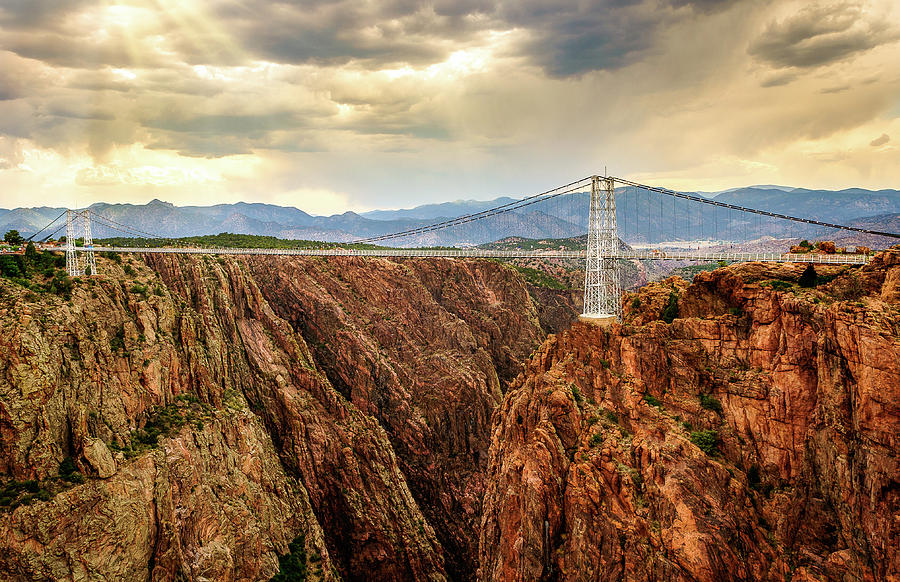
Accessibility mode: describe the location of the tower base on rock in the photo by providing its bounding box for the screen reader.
[578,314,617,327]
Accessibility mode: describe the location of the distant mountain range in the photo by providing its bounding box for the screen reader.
[2,186,899,246]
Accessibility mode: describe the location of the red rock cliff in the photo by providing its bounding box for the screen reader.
[0,254,559,581]
[480,251,900,581]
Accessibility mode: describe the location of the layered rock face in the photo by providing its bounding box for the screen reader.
[480,252,900,581]
[0,254,562,581]
[239,257,546,580]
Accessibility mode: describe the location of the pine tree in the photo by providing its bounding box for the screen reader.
[798,264,817,288]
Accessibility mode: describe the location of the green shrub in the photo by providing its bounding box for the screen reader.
[631,297,641,309]
[643,393,663,408]
[728,307,743,317]
[511,265,567,290]
[0,255,23,278]
[690,430,718,455]
[3,229,24,245]
[605,410,619,423]
[101,251,122,263]
[661,292,679,324]
[589,433,603,448]
[271,534,308,581]
[570,384,583,405]
[116,397,213,458]
[59,457,84,483]
[123,264,136,277]
[48,271,73,298]
[765,280,792,291]
[798,264,817,288]
[109,325,126,352]
[59,457,77,477]
[699,394,723,414]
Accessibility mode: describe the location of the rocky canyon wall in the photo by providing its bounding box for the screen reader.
[1,247,897,582]
[479,252,900,581]
[0,254,568,581]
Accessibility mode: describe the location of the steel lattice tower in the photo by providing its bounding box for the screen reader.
[582,176,621,322]
[65,209,97,277]
[82,210,96,276]
[65,210,81,277]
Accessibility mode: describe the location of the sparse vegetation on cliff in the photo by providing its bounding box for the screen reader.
[0,459,87,512]
[643,393,663,408]
[510,264,568,289]
[483,248,900,581]
[0,246,73,298]
[699,393,723,414]
[109,395,213,458]
[270,533,317,581]
[661,291,679,323]
[690,429,719,455]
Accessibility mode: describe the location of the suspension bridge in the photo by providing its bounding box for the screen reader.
[25,175,900,323]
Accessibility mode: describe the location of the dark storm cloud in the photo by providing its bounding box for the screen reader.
[187,0,481,68]
[749,2,899,68]
[199,0,721,77]
[0,0,750,79]
[493,0,658,77]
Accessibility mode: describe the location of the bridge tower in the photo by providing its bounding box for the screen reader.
[581,175,621,323]
[82,209,96,276]
[65,210,81,277]
[65,209,97,277]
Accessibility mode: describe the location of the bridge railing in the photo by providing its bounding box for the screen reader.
[90,246,872,265]
[92,246,587,259]
[618,251,870,264]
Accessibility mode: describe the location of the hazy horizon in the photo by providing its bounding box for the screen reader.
[6,182,900,217]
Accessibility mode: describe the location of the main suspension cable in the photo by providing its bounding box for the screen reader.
[612,177,900,239]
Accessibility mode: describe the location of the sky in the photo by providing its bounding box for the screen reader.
[0,0,899,214]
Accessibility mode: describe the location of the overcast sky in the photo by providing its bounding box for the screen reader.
[1,0,898,213]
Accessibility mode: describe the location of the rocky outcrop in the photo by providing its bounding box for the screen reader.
[2,412,333,581]
[480,251,900,581]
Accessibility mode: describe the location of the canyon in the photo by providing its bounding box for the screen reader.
[0,249,897,581]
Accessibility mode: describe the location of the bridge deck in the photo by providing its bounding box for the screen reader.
[91,246,871,264]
